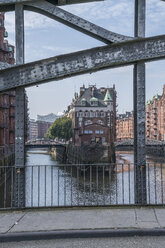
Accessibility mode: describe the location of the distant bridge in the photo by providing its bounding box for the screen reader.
[115,139,165,157]
[115,139,165,147]
[25,140,67,149]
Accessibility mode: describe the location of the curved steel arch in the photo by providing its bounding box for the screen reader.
[0,0,133,44]
[24,1,133,44]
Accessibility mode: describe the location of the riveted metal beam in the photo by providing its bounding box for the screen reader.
[0,35,165,93]
[0,0,103,11]
[134,0,146,205]
[24,1,133,44]
[0,0,102,4]
[47,0,103,5]
[0,62,12,70]
[14,3,25,208]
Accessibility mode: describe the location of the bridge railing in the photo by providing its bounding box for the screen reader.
[0,163,165,209]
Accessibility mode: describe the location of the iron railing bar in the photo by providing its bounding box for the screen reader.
[161,163,164,205]
[96,165,98,206]
[31,166,33,207]
[141,164,144,205]
[51,165,53,206]
[90,166,92,205]
[58,167,59,206]
[4,167,7,208]
[147,163,150,205]
[11,167,14,208]
[45,166,46,206]
[128,163,131,204]
[116,164,118,204]
[103,166,105,205]
[154,163,157,204]
[71,166,73,206]
[38,166,40,207]
[64,166,66,206]
[83,165,86,206]
[77,167,79,206]
[109,166,111,205]
[122,163,124,204]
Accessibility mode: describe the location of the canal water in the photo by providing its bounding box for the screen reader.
[25,148,165,207]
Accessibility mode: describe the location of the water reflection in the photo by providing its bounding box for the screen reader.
[25,149,165,207]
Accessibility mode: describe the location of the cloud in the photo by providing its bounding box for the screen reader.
[5,10,61,34]
[42,45,79,54]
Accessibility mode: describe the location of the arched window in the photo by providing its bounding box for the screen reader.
[84,111,89,117]
[79,111,83,117]
[90,111,95,118]
[100,111,105,117]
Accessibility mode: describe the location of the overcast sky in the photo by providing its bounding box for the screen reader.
[4,0,165,119]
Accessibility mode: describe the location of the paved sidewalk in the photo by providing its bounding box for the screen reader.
[0,207,165,241]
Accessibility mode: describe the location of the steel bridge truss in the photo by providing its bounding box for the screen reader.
[0,0,164,206]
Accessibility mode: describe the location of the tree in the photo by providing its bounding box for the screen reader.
[46,116,72,141]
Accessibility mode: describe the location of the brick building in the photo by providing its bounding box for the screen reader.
[0,13,29,160]
[68,85,116,146]
[29,114,60,140]
[146,85,165,141]
[37,121,52,139]
[116,85,165,141]
[0,13,15,152]
[116,112,134,140]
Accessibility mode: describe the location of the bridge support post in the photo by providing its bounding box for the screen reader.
[14,3,25,208]
[134,0,146,204]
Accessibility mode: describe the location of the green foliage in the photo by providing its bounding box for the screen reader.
[46,116,72,141]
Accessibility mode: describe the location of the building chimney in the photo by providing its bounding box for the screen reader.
[80,85,85,96]
[92,86,95,97]
[163,84,165,95]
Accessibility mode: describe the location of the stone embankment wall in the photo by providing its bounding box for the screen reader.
[50,144,115,164]
[116,145,165,157]
[50,146,67,163]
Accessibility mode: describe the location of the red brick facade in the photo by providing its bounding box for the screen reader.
[146,85,165,141]
[116,112,134,140]
[0,13,15,149]
[116,85,165,141]
[37,121,52,139]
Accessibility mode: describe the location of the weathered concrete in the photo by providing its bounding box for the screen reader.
[0,35,165,93]
[0,207,165,235]
[0,212,25,233]
[135,208,159,228]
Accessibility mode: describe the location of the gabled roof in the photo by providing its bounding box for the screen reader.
[75,86,106,107]
[104,89,113,102]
